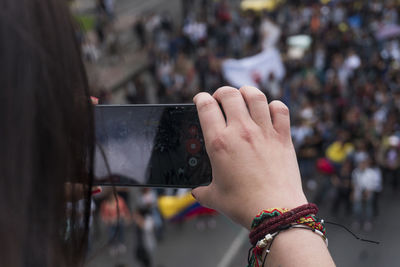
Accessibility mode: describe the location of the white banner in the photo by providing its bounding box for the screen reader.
[222,48,285,88]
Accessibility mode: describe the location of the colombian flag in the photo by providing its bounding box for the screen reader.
[158,192,217,222]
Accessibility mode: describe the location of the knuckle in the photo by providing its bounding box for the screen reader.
[239,85,255,92]
[215,86,240,99]
[270,101,289,115]
[239,86,267,103]
[209,133,228,153]
[249,92,267,103]
[238,124,256,144]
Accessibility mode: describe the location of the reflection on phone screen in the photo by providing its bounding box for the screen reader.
[94,105,211,187]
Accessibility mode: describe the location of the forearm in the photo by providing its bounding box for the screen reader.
[266,228,335,267]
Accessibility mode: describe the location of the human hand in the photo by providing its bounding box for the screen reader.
[192,86,307,229]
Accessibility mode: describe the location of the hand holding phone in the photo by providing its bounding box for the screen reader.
[191,86,308,229]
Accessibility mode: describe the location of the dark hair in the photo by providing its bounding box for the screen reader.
[0,0,94,266]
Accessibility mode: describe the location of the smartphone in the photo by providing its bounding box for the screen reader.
[94,104,212,188]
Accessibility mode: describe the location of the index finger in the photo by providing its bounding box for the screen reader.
[193,92,226,141]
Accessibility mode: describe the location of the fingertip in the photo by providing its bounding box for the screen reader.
[191,186,204,200]
[193,92,201,103]
[269,100,290,116]
[91,186,102,195]
[90,96,99,105]
[191,185,212,208]
[269,100,291,136]
[193,92,211,104]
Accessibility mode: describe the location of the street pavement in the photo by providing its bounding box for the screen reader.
[86,209,245,267]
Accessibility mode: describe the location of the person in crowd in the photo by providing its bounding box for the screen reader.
[134,17,147,49]
[371,157,383,217]
[377,135,400,192]
[295,120,323,188]
[95,0,108,45]
[331,159,353,216]
[325,129,354,170]
[137,188,164,240]
[100,193,130,256]
[351,155,382,231]
[103,0,116,20]
[132,207,157,267]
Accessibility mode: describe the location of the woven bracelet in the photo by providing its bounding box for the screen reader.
[251,208,289,229]
[250,204,318,245]
[250,203,318,232]
[249,203,319,245]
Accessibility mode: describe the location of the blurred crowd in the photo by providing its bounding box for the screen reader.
[124,0,400,230]
[129,0,269,103]
[277,0,400,232]
[81,0,400,264]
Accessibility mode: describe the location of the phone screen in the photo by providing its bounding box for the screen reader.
[94,104,212,187]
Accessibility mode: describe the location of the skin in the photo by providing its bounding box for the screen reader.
[192,86,335,266]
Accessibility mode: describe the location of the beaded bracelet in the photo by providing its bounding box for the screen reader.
[254,224,328,257]
[248,223,328,267]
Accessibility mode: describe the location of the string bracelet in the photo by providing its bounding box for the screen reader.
[250,203,317,233]
[295,214,326,236]
[249,203,319,246]
[251,208,289,229]
[247,231,278,267]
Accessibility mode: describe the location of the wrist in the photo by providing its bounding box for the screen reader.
[266,228,334,267]
[243,194,308,230]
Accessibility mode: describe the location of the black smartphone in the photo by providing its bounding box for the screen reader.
[94,104,212,188]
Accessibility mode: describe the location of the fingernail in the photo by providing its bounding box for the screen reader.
[91,187,102,195]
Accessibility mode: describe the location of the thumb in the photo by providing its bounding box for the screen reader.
[191,185,213,209]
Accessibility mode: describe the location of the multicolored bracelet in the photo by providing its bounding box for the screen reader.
[251,208,289,229]
[247,203,327,267]
[249,203,319,245]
